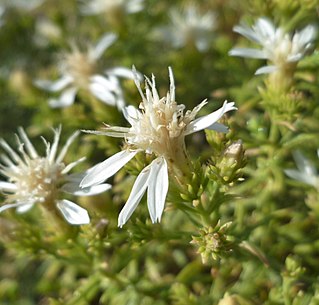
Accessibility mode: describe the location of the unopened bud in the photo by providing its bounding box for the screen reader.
[219,140,245,183]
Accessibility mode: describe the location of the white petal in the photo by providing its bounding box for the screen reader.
[229,48,267,59]
[62,182,112,196]
[284,169,317,187]
[122,105,142,125]
[17,127,38,159]
[0,202,23,213]
[0,181,17,192]
[293,151,317,176]
[91,74,119,91]
[34,75,73,92]
[185,101,237,135]
[48,126,61,163]
[49,87,77,108]
[90,33,117,60]
[90,83,116,106]
[147,157,168,223]
[287,54,303,62]
[233,24,260,43]
[56,199,90,225]
[61,157,86,175]
[118,166,151,227]
[255,65,278,75]
[207,122,229,133]
[56,130,80,163]
[297,25,316,46]
[255,18,275,40]
[16,203,34,213]
[106,67,137,80]
[80,150,138,188]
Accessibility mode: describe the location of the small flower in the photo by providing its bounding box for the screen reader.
[157,4,217,52]
[284,150,318,188]
[229,18,316,75]
[81,67,236,227]
[35,33,137,109]
[0,127,111,225]
[79,0,144,17]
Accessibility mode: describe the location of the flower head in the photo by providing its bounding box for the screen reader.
[229,18,316,75]
[285,150,319,188]
[0,127,111,225]
[35,33,137,109]
[157,4,216,52]
[81,67,236,227]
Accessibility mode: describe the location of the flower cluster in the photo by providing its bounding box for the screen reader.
[0,127,110,225]
[35,33,137,109]
[81,67,236,227]
[229,18,316,75]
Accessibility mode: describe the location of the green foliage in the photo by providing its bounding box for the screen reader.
[0,0,319,304]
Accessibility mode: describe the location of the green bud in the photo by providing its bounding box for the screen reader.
[191,221,234,264]
[218,140,246,184]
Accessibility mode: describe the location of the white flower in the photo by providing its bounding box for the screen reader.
[285,150,319,188]
[0,127,111,225]
[79,0,144,16]
[81,67,237,227]
[157,5,216,52]
[229,18,316,75]
[35,33,138,109]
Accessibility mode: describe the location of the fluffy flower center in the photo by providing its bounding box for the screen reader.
[8,157,64,204]
[63,51,97,88]
[128,95,203,157]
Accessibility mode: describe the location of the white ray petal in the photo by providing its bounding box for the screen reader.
[17,127,38,159]
[233,25,260,43]
[122,105,142,125]
[284,169,317,187]
[106,67,137,80]
[61,157,86,175]
[16,203,34,213]
[34,75,73,92]
[48,126,61,163]
[147,157,168,223]
[0,202,23,213]
[0,139,22,164]
[49,87,77,108]
[56,130,80,163]
[255,65,278,75]
[80,150,138,188]
[90,82,116,106]
[168,66,175,102]
[229,48,267,59]
[255,18,275,40]
[0,181,17,192]
[207,122,229,133]
[90,33,117,60]
[56,199,90,225]
[62,182,112,196]
[293,151,317,176]
[118,165,151,227]
[185,101,237,135]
